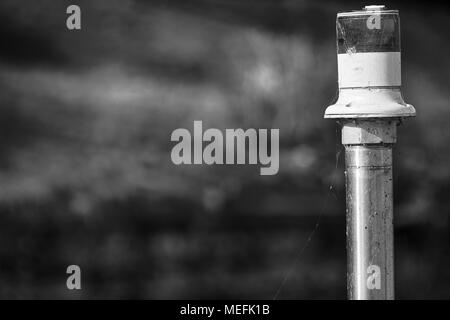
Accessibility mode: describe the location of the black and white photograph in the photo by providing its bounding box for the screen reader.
[0,0,449,304]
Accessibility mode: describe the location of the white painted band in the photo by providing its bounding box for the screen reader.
[338,52,401,88]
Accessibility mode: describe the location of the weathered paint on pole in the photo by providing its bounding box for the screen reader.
[324,5,415,300]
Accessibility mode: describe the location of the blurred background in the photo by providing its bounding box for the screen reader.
[0,0,449,299]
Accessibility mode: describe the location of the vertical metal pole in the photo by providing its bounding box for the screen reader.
[324,5,415,300]
[343,120,396,299]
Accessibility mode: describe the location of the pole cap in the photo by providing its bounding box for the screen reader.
[325,6,416,119]
[364,5,386,10]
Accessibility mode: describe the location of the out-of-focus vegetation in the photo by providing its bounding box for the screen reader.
[0,0,449,298]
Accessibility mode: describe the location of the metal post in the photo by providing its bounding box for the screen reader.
[343,120,396,299]
[324,5,415,300]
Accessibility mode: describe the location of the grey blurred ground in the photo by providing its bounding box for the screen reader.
[0,0,449,299]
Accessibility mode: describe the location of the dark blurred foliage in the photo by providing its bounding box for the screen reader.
[0,0,449,299]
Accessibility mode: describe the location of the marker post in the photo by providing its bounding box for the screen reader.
[324,5,416,299]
